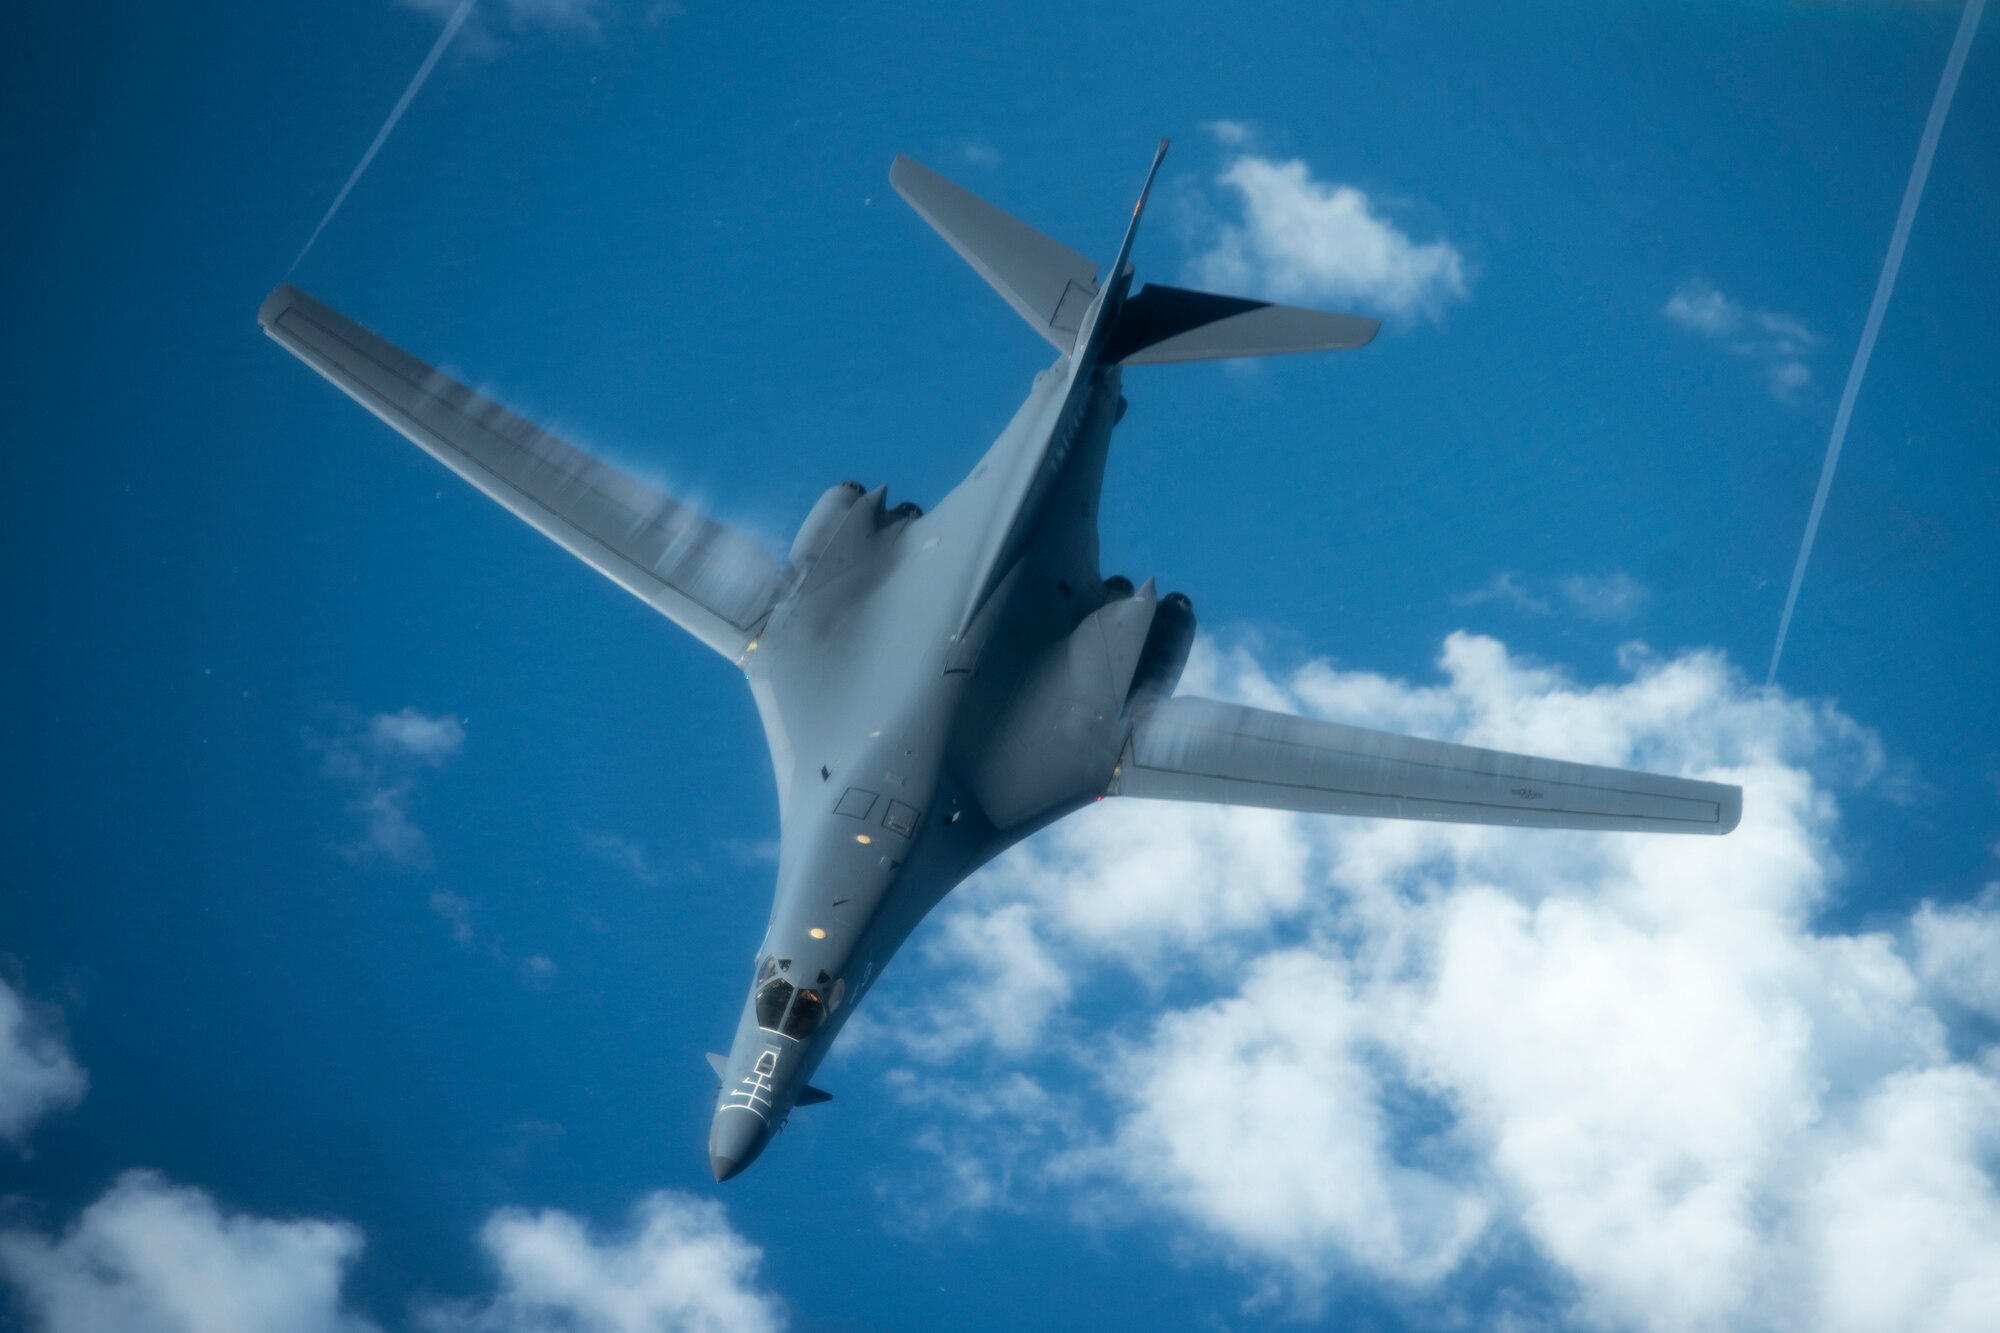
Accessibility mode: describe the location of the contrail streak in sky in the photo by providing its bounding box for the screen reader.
[1767,0,1984,685]
[286,0,481,279]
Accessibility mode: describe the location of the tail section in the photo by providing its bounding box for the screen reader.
[1102,284,1378,363]
[1102,138,1173,298]
[890,155,1100,352]
[892,142,1379,363]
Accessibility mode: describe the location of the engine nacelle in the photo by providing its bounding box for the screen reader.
[968,586,1193,830]
[1127,591,1194,708]
[789,481,865,569]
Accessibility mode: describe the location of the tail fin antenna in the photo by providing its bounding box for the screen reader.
[1104,138,1171,293]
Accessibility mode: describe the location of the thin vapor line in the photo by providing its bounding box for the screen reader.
[1768,0,1985,685]
[285,0,481,280]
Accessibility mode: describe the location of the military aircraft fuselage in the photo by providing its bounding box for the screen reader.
[261,140,1735,1190]
[707,341,1147,1180]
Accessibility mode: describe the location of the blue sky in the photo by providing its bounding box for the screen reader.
[4,1,1998,1329]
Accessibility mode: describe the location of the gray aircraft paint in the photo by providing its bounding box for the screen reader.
[261,141,1740,1183]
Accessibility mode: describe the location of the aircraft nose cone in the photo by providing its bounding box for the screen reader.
[708,1108,767,1183]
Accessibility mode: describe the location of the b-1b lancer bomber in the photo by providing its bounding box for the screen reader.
[260,141,1740,1182]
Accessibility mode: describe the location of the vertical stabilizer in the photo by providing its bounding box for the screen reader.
[1104,138,1170,295]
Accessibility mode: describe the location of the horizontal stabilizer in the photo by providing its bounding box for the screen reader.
[705,1053,833,1105]
[891,155,1099,351]
[1102,284,1379,365]
[1112,697,1741,834]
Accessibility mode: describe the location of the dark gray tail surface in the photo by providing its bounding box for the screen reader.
[891,148,1378,363]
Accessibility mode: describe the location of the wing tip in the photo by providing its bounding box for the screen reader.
[258,283,304,334]
[888,153,929,201]
[1714,785,1744,835]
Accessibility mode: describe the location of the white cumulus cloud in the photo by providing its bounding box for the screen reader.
[1452,569,1651,623]
[1805,1065,2000,1333]
[0,1172,379,1333]
[1665,279,1819,401]
[955,140,1002,170]
[1557,570,1650,622]
[367,707,466,765]
[1199,119,1253,148]
[580,830,662,886]
[0,980,86,1150]
[1106,947,1489,1286]
[875,630,2000,1330]
[420,1191,785,1333]
[1912,882,2000,1022]
[307,706,466,868]
[1450,570,1553,616]
[0,1177,785,1333]
[890,902,1074,1060]
[1187,146,1468,321]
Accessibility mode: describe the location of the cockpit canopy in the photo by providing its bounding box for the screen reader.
[753,955,836,1041]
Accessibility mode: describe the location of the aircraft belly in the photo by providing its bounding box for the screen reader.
[723,358,1130,1138]
[930,361,1121,638]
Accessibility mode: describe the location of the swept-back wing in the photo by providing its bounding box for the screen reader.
[260,285,789,660]
[1111,697,1741,834]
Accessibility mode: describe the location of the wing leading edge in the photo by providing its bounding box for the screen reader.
[259,285,789,660]
[1111,696,1741,834]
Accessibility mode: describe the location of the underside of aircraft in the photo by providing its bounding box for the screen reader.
[261,140,1739,1181]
